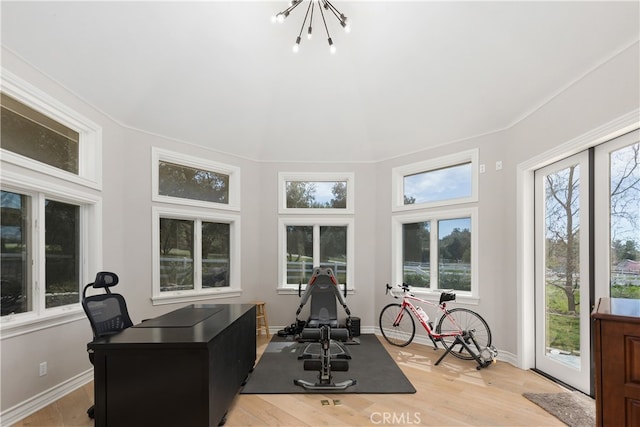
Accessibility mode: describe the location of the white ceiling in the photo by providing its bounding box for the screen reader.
[2,1,639,162]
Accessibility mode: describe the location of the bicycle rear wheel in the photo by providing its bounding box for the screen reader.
[379,303,415,347]
[436,308,491,360]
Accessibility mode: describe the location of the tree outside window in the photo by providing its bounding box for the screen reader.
[402,217,471,292]
[286,181,347,209]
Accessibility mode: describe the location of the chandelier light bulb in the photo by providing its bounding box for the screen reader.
[293,36,301,53]
[277,11,289,23]
[307,26,312,39]
[328,37,336,54]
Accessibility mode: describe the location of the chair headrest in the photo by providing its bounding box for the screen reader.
[93,271,119,288]
[308,267,337,286]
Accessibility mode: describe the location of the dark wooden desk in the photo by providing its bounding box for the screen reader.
[88,303,256,427]
[592,298,640,427]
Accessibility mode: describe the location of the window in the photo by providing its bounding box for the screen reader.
[0,180,101,330]
[1,75,101,336]
[392,151,479,300]
[393,207,478,300]
[279,172,354,214]
[152,207,241,304]
[279,218,354,291]
[152,148,240,211]
[392,149,478,211]
[278,172,354,292]
[1,93,79,174]
[1,71,102,189]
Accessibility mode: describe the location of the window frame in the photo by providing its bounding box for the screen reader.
[392,149,478,212]
[392,207,478,303]
[0,170,102,338]
[277,217,355,293]
[151,206,241,305]
[152,147,240,211]
[278,172,355,214]
[1,70,103,190]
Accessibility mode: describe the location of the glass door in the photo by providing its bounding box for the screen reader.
[594,130,640,300]
[534,151,591,393]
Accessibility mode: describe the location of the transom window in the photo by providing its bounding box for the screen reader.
[1,93,79,174]
[279,172,354,214]
[1,71,102,189]
[393,149,478,210]
[404,162,472,205]
[152,148,240,211]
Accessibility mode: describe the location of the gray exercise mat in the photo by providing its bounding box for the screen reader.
[241,334,416,394]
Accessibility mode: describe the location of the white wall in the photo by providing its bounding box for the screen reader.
[1,40,638,419]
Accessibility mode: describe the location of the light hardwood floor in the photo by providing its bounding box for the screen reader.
[13,334,569,427]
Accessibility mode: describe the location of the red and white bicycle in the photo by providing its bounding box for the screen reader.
[379,283,497,369]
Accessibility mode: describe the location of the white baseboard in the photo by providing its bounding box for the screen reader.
[1,369,93,427]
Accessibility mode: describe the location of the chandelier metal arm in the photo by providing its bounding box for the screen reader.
[273,0,349,53]
[318,1,331,39]
[323,0,347,25]
[308,1,315,39]
[297,0,314,40]
[277,0,304,21]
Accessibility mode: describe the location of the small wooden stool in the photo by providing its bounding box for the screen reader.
[254,301,269,337]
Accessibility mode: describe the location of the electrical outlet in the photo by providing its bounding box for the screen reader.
[39,361,47,376]
[479,164,486,174]
[495,160,503,171]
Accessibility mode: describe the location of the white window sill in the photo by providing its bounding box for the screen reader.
[151,288,242,306]
[0,306,86,340]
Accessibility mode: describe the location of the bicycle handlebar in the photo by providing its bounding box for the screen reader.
[385,283,414,298]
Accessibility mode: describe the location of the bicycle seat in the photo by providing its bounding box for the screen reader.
[439,291,456,304]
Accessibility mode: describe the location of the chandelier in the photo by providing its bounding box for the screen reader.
[272,0,351,54]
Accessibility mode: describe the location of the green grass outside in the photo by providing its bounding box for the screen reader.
[546,283,640,352]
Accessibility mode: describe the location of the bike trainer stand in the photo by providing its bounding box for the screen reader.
[434,331,496,370]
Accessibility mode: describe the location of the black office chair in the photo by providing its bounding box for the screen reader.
[81,272,133,419]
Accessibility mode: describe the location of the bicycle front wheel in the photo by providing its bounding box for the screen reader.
[379,303,415,347]
[436,308,492,360]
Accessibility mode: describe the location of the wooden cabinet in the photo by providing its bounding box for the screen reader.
[592,297,640,427]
